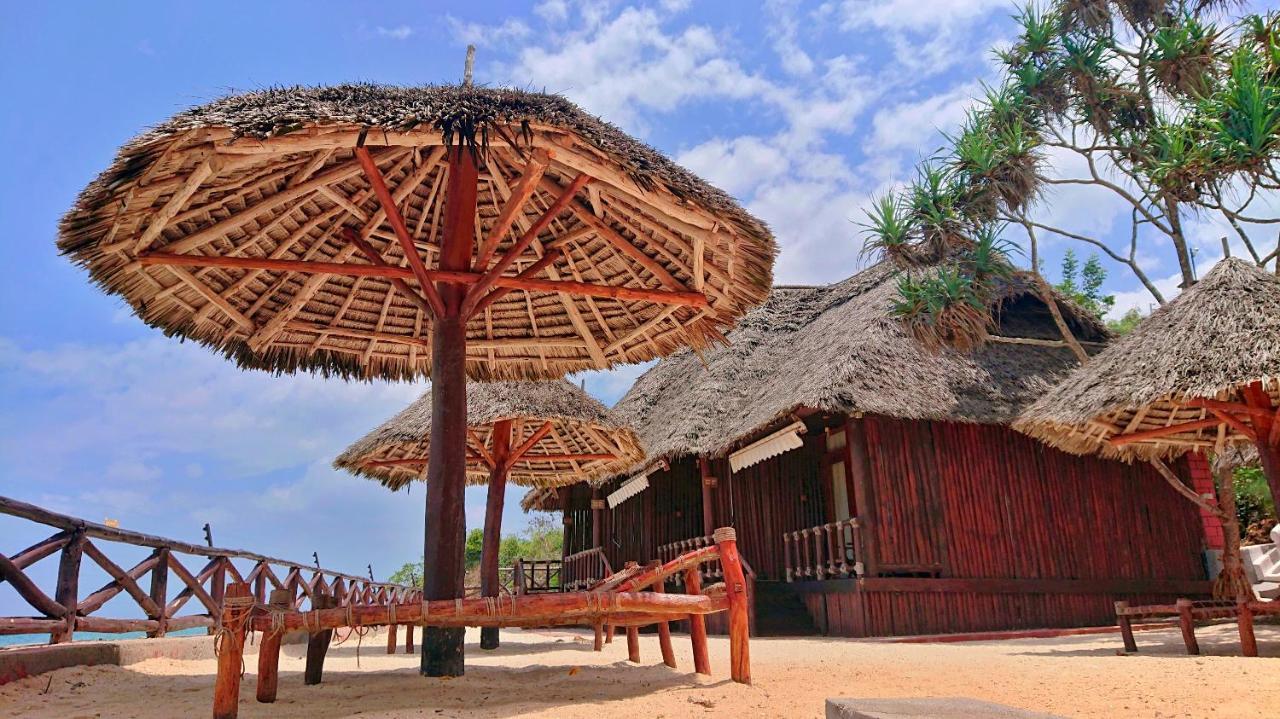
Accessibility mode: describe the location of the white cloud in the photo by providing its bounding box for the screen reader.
[448,17,531,48]
[376,25,414,40]
[868,81,980,152]
[838,0,1009,31]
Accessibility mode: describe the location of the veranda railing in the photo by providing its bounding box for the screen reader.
[783,517,862,582]
[0,494,417,642]
[562,546,612,591]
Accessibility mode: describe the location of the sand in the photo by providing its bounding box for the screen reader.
[1,623,1276,718]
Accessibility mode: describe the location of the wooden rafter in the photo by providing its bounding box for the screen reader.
[475,149,550,267]
[1109,417,1223,446]
[354,146,446,317]
[139,252,711,308]
[461,173,592,316]
[339,228,434,316]
[1207,409,1257,443]
[509,421,555,465]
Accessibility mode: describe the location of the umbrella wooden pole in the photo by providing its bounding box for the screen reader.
[421,147,478,678]
[480,419,512,650]
[1242,381,1280,510]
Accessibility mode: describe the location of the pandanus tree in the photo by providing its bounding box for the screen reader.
[862,1,1280,359]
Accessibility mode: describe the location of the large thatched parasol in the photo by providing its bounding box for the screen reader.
[335,379,642,650]
[1015,258,1280,599]
[59,82,774,675]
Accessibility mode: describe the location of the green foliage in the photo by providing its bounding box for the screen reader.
[1234,464,1277,533]
[385,516,563,585]
[1053,250,1114,317]
[1105,307,1143,334]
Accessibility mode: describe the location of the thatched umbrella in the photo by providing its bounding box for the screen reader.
[1015,258,1280,599]
[335,379,642,650]
[59,82,774,675]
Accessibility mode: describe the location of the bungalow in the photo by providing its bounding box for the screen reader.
[535,262,1213,637]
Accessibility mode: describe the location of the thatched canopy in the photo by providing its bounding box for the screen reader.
[60,84,775,381]
[335,379,643,490]
[1015,259,1280,461]
[610,261,1108,473]
[520,486,561,513]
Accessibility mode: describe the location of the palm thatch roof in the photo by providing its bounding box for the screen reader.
[335,379,643,490]
[610,261,1108,473]
[59,84,775,381]
[1015,259,1280,461]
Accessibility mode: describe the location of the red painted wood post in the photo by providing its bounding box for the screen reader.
[648,561,676,668]
[147,547,170,638]
[714,527,751,684]
[386,622,398,654]
[256,588,292,703]
[683,566,711,675]
[605,623,615,644]
[421,146,479,678]
[1176,599,1200,655]
[481,419,512,651]
[1237,601,1257,657]
[1115,601,1137,653]
[626,624,641,663]
[212,582,252,719]
[50,526,85,644]
[593,622,604,651]
[405,623,414,654]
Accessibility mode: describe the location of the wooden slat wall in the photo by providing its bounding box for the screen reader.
[712,435,827,580]
[862,416,1205,581]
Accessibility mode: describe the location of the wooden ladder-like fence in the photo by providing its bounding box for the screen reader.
[0,495,418,643]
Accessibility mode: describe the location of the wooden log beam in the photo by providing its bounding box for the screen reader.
[508,421,555,465]
[354,146,446,317]
[475,150,551,268]
[212,582,252,719]
[137,252,710,308]
[461,173,591,317]
[465,248,563,319]
[339,227,436,316]
[715,527,751,685]
[1109,418,1223,446]
[683,567,711,675]
[50,529,85,643]
[0,551,66,618]
[78,545,161,617]
[256,588,292,703]
[8,530,71,570]
[626,625,641,663]
[480,419,512,651]
[304,590,338,685]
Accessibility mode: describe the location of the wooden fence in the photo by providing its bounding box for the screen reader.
[0,495,418,642]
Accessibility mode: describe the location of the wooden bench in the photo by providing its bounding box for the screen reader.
[1115,598,1277,656]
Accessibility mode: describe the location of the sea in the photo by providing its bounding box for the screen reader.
[0,627,207,648]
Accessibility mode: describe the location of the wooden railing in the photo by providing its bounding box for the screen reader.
[784,517,862,582]
[511,558,561,594]
[657,533,755,589]
[0,495,418,642]
[562,546,612,591]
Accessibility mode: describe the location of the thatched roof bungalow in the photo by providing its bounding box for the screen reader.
[553,262,1213,638]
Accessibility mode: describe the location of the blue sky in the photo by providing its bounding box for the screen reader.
[1,1,1274,609]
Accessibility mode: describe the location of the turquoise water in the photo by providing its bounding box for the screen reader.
[0,627,207,648]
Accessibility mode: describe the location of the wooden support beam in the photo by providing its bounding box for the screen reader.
[465,249,562,319]
[715,527,751,685]
[256,588,292,703]
[303,590,338,685]
[133,157,223,253]
[0,551,65,619]
[1110,418,1224,446]
[340,227,436,316]
[354,147,446,317]
[509,421,555,465]
[481,419,512,651]
[468,429,495,469]
[212,582,252,719]
[461,173,592,317]
[138,252,710,308]
[50,528,85,643]
[475,150,551,267]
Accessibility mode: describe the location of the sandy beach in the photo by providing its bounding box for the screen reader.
[2,623,1276,718]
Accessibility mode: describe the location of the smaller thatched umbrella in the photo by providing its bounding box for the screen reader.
[1015,259,1280,599]
[335,379,642,648]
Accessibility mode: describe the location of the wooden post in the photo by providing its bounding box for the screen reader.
[256,588,292,703]
[1176,598,1200,655]
[209,557,227,636]
[303,590,337,685]
[147,547,170,638]
[605,623,614,644]
[653,580,677,668]
[591,487,604,549]
[699,457,716,537]
[714,526,751,684]
[593,622,604,651]
[1238,601,1257,657]
[386,622,398,654]
[50,527,85,644]
[480,419,512,651]
[683,566,711,675]
[1115,601,1137,653]
[626,625,641,663]
[421,146,478,678]
[405,623,415,654]
[212,582,252,719]
[846,420,878,578]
